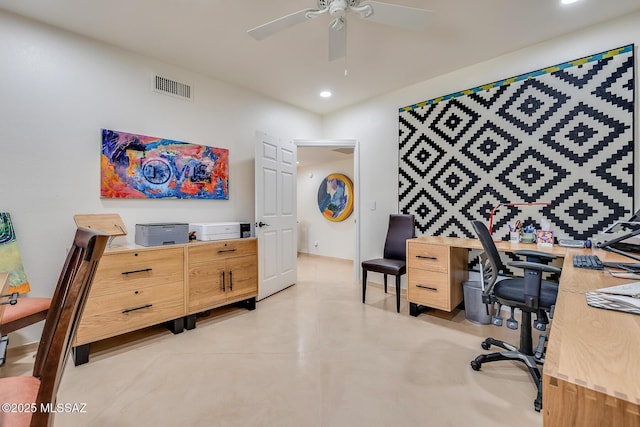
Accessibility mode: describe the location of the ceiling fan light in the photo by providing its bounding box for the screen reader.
[320,90,332,98]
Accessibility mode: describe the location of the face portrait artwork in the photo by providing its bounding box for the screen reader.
[317,174,354,222]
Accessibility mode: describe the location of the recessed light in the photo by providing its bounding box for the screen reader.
[319,90,332,98]
[561,0,580,4]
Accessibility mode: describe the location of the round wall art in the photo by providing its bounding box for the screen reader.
[317,173,354,222]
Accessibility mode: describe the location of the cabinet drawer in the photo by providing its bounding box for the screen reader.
[76,280,185,345]
[408,243,449,273]
[189,239,257,264]
[91,247,184,297]
[407,268,450,310]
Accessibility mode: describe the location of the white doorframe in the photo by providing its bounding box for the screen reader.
[294,139,360,283]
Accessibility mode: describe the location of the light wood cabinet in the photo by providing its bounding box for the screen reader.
[74,246,185,351]
[72,238,258,365]
[406,239,468,315]
[187,239,258,317]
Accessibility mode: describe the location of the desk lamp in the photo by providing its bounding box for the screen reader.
[488,202,550,236]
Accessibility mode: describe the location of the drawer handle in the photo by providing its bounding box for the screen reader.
[229,270,233,291]
[415,255,437,260]
[122,268,152,275]
[416,285,438,292]
[122,304,153,314]
[217,248,237,254]
[221,271,225,291]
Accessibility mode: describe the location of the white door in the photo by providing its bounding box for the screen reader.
[255,131,297,300]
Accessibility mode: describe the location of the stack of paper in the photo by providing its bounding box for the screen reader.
[586,282,640,314]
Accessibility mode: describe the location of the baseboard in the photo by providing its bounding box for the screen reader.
[297,252,353,263]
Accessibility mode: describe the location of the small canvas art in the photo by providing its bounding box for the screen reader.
[0,212,30,294]
[101,129,229,199]
[317,173,354,222]
[536,230,554,247]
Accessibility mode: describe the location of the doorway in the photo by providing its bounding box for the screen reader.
[295,139,359,282]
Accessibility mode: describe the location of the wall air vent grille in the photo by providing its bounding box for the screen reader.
[154,75,192,100]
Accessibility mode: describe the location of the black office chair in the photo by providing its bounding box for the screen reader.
[469,220,561,412]
[362,214,415,312]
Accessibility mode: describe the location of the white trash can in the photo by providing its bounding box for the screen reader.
[463,281,492,324]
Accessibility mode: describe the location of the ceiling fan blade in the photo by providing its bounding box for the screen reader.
[328,20,347,61]
[362,1,432,31]
[248,9,316,40]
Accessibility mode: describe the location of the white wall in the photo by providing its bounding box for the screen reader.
[0,11,322,345]
[297,158,355,260]
[323,11,640,285]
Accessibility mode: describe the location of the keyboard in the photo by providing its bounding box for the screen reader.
[573,254,604,270]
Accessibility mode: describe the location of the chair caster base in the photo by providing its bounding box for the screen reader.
[470,360,481,371]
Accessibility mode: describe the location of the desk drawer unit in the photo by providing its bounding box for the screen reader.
[407,268,451,310]
[407,244,449,273]
[407,240,468,314]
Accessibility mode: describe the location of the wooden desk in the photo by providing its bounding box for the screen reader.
[0,273,9,362]
[542,248,640,426]
[407,236,640,426]
[0,272,8,295]
[0,272,8,319]
[406,236,569,315]
[0,272,10,326]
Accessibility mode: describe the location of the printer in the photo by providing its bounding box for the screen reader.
[189,222,245,241]
[135,223,189,247]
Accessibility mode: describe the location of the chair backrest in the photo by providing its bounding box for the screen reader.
[478,251,499,297]
[383,214,415,260]
[471,220,507,273]
[30,227,108,426]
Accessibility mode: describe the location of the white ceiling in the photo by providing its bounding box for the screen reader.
[1,0,639,115]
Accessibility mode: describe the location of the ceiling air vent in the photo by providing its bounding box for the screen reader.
[154,75,192,101]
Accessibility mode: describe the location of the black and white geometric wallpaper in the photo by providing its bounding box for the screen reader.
[399,45,635,241]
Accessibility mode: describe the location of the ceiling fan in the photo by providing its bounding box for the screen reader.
[247,0,432,62]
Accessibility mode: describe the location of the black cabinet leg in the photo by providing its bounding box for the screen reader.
[410,303,419,317]
[409,303,429,317]
[234,298,257,311]
[73,344,90,366]
[185,314,196,330]
[166,317,184,334]
[245,297,256,311]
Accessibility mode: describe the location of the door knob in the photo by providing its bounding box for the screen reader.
[256,221,270,228]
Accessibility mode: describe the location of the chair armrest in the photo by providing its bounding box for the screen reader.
[508,261,562,274]
[514,250,556,261]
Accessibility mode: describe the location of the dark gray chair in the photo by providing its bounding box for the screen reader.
[470,220,560,412]
[362,214,415,312]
